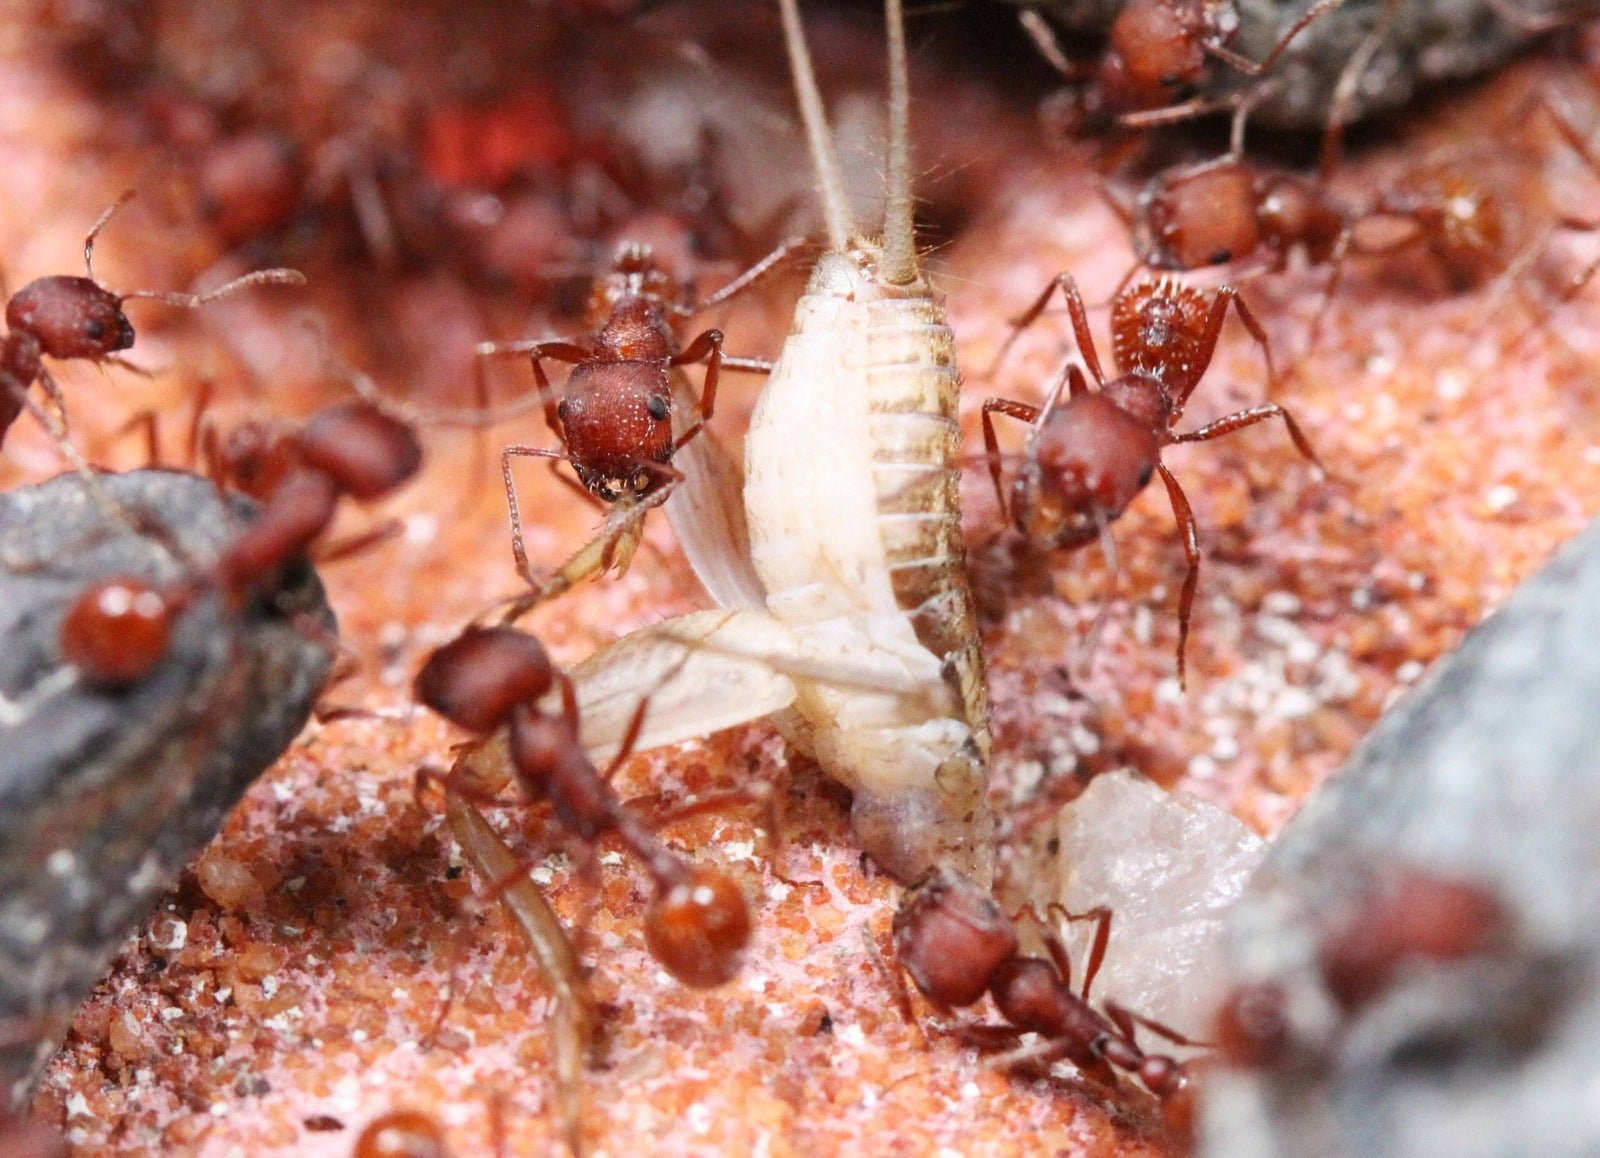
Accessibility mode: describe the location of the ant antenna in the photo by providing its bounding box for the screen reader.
[83,189,136,287]
[119,268,308,309]
[778,0,853,252]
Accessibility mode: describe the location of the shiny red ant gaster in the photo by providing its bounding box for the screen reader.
[478,238,798,616]
[984,273,1321,686]
[0,191,304,454]
[57,400,422,690]
[413,624,752,987]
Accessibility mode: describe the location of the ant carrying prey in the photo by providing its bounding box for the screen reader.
[984,273,1322,686]
[478,238,801,619]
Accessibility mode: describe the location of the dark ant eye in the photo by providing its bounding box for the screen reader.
[646,395,669,422]
[556,399,570,422]
[84,320,105,342]
[1138,464,1154,489]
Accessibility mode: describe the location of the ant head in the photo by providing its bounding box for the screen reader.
[60,577,175,687]
[1211,979,1293,1069]
[6,276,134,360]
[1111,278,1212,396]
[295,401,423,502]
[352,1109,448,1158]
[892,869,1018,1008]
[1144,160,1261,270]
[1021,392,1161,546]
[220,420,301,501]
[642,863,752,988]
[1107,0,1206,94]
[988,954,1072,1034]
[414,626,554,735]
[1410,168,1505,289]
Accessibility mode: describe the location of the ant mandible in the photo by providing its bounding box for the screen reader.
[478,238,801,619]
[892,870,1203,1138]
[0,191,304,458]
[413,623,753,988]
[984,273,1322,687]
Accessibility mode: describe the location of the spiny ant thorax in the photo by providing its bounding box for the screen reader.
[1111,279,1212,395]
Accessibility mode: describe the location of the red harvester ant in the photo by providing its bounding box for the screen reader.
[413,623,753,988]
[1213,866,1513,1070]
[56,400,422,690]
[0,191,304,460]
[892,870,1203,1138]
[1017,0,1345,128]
[984,273,1321,686]
[477,237,799,617]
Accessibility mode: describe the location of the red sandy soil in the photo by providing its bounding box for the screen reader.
[3,2,1597,1153]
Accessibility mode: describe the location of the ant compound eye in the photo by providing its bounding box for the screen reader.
[84,320,105,342]
[1138,464,1155,489]
[646,395,669,422]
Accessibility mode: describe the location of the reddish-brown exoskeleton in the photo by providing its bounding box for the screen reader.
[1017,0,1345,128]
[413,624,753,988]
[477,238,798,618]
[892,870,1203,1138]
[0,192,304,459]
[1213,867,1513,1071]
[56,401,423,690]
[984,273,1321,686]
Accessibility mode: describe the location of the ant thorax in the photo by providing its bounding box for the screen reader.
[1111,279,1212,392]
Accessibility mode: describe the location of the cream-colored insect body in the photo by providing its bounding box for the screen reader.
[455,0,992,888]
[739,0,993,885]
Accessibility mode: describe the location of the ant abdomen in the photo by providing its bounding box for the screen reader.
[59,576,176,688]
[642,863,753,989]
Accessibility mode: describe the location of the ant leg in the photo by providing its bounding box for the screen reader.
[501,444,566,586]
[1319,0,1403,183]
[1206,0,1347,77]
[1049,904,1114,1001]
[1174,402,1323,472]
[1531,91,1600,177]
[1016,8,1089,79]
[980,397,1040,519]
[1104,1000,1209,1049]
[1303,222,1356,360]
[1181,287,1277,410]
[1073,510,1119,685]
[1155,463,1201,691]
[312,517,404,564]
[991,273,1109,387]
[34,365,71,439]
[185,379,215,469]
[111,409,162,467]
[687,235,811,316]
[475,339,588,439]
[672,326,724,434]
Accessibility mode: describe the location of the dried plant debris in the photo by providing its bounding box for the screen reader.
[0,470,333,1109]
[1202,515,1600,1158]
[1003,0,1590,128]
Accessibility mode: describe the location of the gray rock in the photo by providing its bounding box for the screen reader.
[1201,516,1600,1158]
[994,0,1593,129]
[0,470,334,1110]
